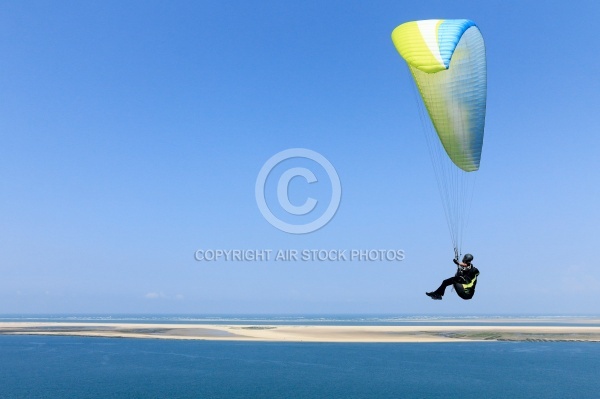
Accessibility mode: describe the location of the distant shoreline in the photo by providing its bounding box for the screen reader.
[2,322,600,343]
[2,316,600,326]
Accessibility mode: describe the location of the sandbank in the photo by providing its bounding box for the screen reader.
[1,322,600,343]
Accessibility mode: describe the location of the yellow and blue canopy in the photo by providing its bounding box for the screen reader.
[392,19,486,172]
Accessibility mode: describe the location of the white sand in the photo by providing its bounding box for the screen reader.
[1,322,600,342]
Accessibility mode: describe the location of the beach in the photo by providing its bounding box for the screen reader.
[2,321,599,342]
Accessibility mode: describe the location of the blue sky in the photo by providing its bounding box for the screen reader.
[1,0,599,314]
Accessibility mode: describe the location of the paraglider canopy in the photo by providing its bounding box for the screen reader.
[391,19,486,172]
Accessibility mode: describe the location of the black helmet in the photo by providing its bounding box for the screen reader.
[462,254,474,263]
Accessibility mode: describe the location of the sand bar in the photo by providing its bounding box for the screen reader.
[1,322,600,342]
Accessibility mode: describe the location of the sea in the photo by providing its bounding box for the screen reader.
[1,315,599,398]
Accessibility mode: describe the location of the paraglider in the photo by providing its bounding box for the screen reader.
[391,19,486,300]
[426,253,479,300]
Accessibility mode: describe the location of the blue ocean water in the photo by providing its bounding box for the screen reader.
[0,335,598,398]
[2,313,599,326]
